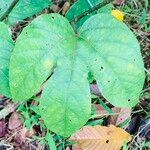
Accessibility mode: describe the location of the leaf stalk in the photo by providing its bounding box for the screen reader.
[0,0,19,21]
[69,0,114,23]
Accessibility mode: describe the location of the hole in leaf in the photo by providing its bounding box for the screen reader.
[106,140,109,143]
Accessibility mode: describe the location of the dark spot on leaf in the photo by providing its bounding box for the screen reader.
[100,66,104,71]
[95,59,97,61]
[106,140,109,143]
[69,119,71,122]
[128,99,130,102]
[108,80,110,82]
[52,16,54,19]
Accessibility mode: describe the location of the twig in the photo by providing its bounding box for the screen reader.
[0,0,19,21]
[69,0,114,23]
[0,102,20,119]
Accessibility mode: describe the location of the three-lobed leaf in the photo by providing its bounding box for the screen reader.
[0,22,14,97]
[9,13,145,137]
[0,0,52,25]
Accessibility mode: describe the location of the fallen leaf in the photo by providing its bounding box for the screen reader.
[113,0,125,5]
[94,104,109,117]
[62,2,70,15]
[72,146,82,150]
[70,125,131,150]
[126,116,139,134]
[14,126,35,143]
[22,126,35,138]
[51,5,60,13]
[65,145,81,150]
[0,119,7,137]
[0,94,3,99]
[9,112,22,130]
[108,107,131,128]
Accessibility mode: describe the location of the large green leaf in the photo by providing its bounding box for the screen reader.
[0,0,52,25]
[0,22,14,97]
[9,14,145,137]
[66,0,112,29]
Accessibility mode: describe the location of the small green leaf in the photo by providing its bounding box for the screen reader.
[0,0,52,25]
[144,141,150,147]
[139,9,146,24]
[10,13,145,137]
[0,22,14,97]
[66,0,112,29]
[86,119,103,126]
[45,132,57,150]
[98,98,113,114]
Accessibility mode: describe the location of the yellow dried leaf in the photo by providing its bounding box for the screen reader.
[70,125,131,150]
[111,9,124,21]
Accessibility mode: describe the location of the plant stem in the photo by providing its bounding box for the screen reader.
[69,0,114,23]
[0,0,19,21]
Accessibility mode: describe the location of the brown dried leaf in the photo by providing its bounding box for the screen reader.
[22,126,35,138]
[9,112,22,130]
[0,119,7,137]
[113,0,125,5]
[70,125,131,150]
[51,5,60,13]
[95,104,108,115]
[91,104,110,119]
[72,146,82,150]
[108,107,131,128]
[0,94,3,99]
[62,2,70,15]
[15,126,35,143]
[66,147,81,150]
